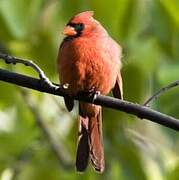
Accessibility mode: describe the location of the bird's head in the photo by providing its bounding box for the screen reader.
[63,11,104,38]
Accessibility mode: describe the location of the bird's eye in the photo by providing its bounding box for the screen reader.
[74,23,84,33]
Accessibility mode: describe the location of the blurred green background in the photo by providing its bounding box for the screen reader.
[0,0,179,179]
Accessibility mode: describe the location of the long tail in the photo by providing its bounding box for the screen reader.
[76,104,104,172]
[76,115,89,172]
[89,108,104,172]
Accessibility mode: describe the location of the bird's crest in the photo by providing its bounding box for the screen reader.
[69,11,94,24]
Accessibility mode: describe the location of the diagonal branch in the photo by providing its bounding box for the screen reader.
[143,80,179,106]
[20,89,73,169]
[0,68,179,131]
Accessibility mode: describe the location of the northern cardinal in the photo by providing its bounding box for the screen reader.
[57,11,123,173]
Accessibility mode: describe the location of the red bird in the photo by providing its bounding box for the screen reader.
[57,11,123,173]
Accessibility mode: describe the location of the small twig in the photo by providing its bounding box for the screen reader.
[144,80,179,106]
[0,53,58,89]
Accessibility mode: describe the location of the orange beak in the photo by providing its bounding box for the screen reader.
[63,26,77,36]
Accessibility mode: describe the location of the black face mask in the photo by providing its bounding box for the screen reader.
[67,23,85,36]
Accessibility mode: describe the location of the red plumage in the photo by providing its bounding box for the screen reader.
[57,11,123,173]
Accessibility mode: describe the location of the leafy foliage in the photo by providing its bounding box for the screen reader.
[0,0,179,179]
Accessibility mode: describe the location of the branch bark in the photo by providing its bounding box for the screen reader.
[0,68,179,131]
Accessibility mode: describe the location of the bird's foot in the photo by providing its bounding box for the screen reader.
[56,83,71,96]
[78,87,100,103]
[88,88,100,103]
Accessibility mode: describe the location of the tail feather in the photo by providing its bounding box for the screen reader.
[89,108,104,172]
[76,116,89,172]
[76,104,104,173]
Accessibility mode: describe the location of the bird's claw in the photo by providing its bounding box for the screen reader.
[92,91,100,103]
[78,87,100,103]
[62,83,70,89]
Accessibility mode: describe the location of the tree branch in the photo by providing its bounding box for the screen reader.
[0,53,57,88]
[0,68,179,131]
